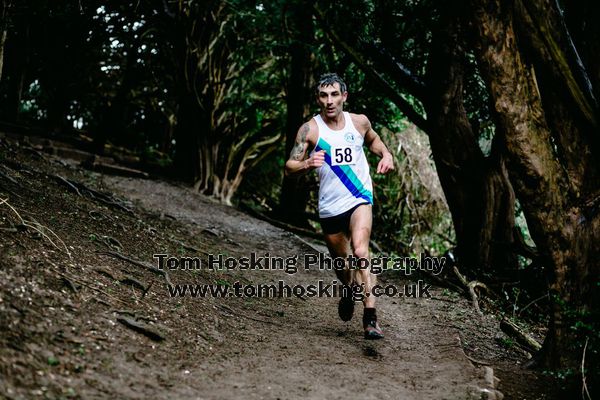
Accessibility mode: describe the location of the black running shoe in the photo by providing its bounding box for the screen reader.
[338,296,354,322]
[364,320,384,340]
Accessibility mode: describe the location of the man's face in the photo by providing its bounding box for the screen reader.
[317,83,347,119]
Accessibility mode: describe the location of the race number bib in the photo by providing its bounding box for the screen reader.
[331,146,358,166]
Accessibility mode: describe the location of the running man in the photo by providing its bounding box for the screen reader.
[285,73,394,339]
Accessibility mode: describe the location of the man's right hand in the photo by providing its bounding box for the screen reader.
[306,150,326,169]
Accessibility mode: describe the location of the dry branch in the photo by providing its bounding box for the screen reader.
[582,337,591,400]
[499,318,542,353]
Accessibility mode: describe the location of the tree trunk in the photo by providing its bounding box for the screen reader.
[0,0,11,82]
[425,5,518,276]
[471,0,600,377]
[0,26,6,82]
[0,17,28,122]
[278,0,314,228]
[174,93,201,183]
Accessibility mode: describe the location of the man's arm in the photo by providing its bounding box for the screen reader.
[284,121,325,177]
[356,114,395,174]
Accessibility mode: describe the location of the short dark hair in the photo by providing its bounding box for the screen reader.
[315,73,347,94]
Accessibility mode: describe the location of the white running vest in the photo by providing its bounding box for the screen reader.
[312,112,373,218]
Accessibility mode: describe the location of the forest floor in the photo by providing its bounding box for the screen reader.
[0,134,561,399]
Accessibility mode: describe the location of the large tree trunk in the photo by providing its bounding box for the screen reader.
[471,0,600,379]
[170,3,205,184]
[278,0,314,228]
[424,5,518,276]
[0,16,28,122]
[173,93,201,182]
[0,0,10,82]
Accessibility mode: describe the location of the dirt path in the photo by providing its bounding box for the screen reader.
[1,143,555,399]
[103,176,492,400]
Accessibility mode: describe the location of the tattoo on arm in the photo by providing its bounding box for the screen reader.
[290,123,309,160]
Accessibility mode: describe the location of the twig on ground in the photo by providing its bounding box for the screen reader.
[61,276,79,293]
[582,337,591,400]
[0,167,20,186]
[167,236,206,254]
[101,235,123,250]
[0,197,72,259]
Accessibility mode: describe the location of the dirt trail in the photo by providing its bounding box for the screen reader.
[1,143,553,400]
[104,176,491,400]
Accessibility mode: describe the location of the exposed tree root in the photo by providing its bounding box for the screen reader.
[453,266,493,315]
[116,316,166,341]
[53,269,129,306]
[52,174,133,213]
[97,250,172,286]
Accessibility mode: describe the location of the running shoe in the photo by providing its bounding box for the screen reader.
[338,296,354,321]
[364,320,384,340]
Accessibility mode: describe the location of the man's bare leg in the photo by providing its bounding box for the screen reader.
[323,231,355,321]
[349,204,383,339]
[348,204,375,306]
[323,231,352,284]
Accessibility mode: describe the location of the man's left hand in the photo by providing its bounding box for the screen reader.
[376,154,394,174]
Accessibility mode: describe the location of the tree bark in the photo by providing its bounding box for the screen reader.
[471,0,600,373]
[174,93,201,182]
[0,0,11,82]
[424,4,519,276]
[0,15,28,122]
[278,0,314,228]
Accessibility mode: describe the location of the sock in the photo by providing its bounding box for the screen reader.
[363,307,377,326]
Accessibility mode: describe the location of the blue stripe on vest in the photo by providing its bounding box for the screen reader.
[315,139,373,203]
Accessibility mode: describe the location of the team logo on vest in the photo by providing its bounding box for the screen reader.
[344,132,355,143]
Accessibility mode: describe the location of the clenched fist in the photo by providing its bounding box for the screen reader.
[306,150,326,169]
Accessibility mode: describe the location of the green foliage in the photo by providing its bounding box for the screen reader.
[370,121,454,255]
[47,356,60,366]
[498,337,515,349]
